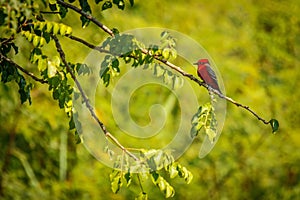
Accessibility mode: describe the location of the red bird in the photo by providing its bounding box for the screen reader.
[194,59,222,94]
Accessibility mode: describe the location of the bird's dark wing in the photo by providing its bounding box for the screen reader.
[204,63,218,83]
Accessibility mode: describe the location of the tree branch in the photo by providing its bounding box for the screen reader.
[51,35,139,161]
[65,33,272,126]
[0,53,48,84]
[66,34,111,54]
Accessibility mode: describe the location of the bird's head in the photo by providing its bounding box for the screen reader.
[194,59,210,66]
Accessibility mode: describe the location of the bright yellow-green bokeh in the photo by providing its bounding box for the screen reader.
[0,0,299,199]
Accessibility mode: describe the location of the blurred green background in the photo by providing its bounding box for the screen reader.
[1,0,299,199]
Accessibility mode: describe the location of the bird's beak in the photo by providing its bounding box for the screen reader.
[193,62,198,65]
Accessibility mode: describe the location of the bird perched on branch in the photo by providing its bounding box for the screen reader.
[194,59,222,94]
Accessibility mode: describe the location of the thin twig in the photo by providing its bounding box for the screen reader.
[0,36,15,45]
[56,0,114,36]
[0,53,48,84]
[52,35,139,161]
[66,34,111,54]
[40,11,61,14]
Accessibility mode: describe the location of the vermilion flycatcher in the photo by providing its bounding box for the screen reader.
[194,59,222,94]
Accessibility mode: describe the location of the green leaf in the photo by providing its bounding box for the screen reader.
[157,177,166,191]
[129,0,134,6]
[99,55,112,86]
[32,36,40,47]
[69,115,75,130]
[21,31,33,42]
[184,171,193,184]
[135,192,148,200]
[52,88,59,99]
[143,149,157,158]
[123,56,131,64]
[52,23,60,34]
[48,61,57,78]
[11,43,19,54]
[163,70,173,85]
[124,172,131,187]
[162,48,170,59]
[165,185,175,198]
[79,0,92,14]
[46,22,53,33]
[190,103,217,142]
[65,26,72,35]
[190,125,201,138]
[206,129,217,144]
[103,73,110,86]
[114,0,125,10]
[95,0,104,4]
[74,130,82,144]
[80,15,90,28]
[48,76,60,90]
[151,172,159,183]
[169,164,178,178]
[58,4,68,18]
[37,56,47,72]
[153,151,164,170]
[110,170,122,193]
[269,118,279,133]
[175,164,193,184]
[18,77,32,104]
[102,1,113,10]
[131,50,143,67]
[76,63,91,75]
[154,64,165,77]
[30,48,42,64]
[43,32,51,43]
[111,176,121,193]
[172,75,183,90]
[59,93,66,108]
[111,58,120,73]
[49,3,57,11]
[59,24,68,36]
[0,8,7,26]
[169,48,177,60]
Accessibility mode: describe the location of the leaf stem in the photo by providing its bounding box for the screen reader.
[137,174,145,194]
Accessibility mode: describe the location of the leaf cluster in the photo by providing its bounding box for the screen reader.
[190,103,218,143]
[108,149,193,199]
[99,31,180,88]
[0,38,33,104]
